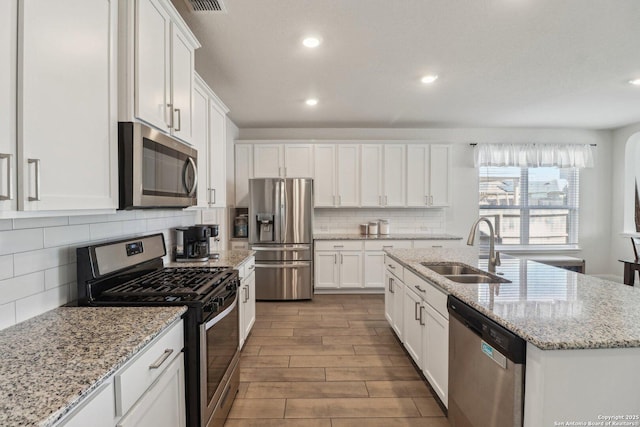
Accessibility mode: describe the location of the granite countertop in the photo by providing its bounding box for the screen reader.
[385,247,640,350]
[166,249,255,269]
[314,233,462,241]
[0,306,186,427]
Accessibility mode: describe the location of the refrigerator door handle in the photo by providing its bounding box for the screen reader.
[252,245,311,251]
[280,179,286,242]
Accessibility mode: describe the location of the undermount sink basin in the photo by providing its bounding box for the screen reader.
[420,262,511,284]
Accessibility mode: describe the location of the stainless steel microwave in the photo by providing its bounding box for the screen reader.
[118,122,197,209]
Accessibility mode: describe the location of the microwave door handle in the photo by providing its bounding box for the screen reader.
[184,157,198,196]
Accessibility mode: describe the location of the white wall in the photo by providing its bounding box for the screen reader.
[239,127,615,276]
[610,122,640,280]
[0,209,197,330]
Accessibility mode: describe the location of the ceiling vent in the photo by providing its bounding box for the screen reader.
[183,0,227,13]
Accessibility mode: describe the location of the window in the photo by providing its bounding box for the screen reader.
[478,166,579,247]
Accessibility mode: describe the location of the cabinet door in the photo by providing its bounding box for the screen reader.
[234,144,253,207]
[423,303,448,407]
[284,144,313,178]
[313,145,336,207]
[403,286,423,367]
[383,145,406,207]
[135,0,171,132]
[245,270,256,338]
[339,251,363,288]
[208,101,227,206]
[429,145,451,207]
[384,270,394,324]
[364,252,385,289]
[170,26,194,143]
[19,0,118,211]
[314,251,339,288]
[117,354,186,427]
[0,0,16,211]
[336,145,360,207]
[360,145,382,207]
[253,144,282,177]
[60,381,115,427]
[391,276,404,340]
[192,83,209,208]
[406,145,428,207]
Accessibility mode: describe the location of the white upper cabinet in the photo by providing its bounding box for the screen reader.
[336,145,360,207]
[252,144,313,178]
[18,0,118,211]
[406,144,451,207]
[234,144,253,207]
[0,0,16,212]
[192,81,209,208]
[383,145,406,207]
[360,145,382,207]
[313,145,336,207]
[122,0,200,144]
[208,99,227,207]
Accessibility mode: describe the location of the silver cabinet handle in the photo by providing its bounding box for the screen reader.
[244,285,249,303]
[174,108,181,132]
[284,167,287,177]
[382,245,393,249]
[210,188,216,205]
[384,195,388,205]
[166,103,173,129]
[0,153,12,201]
[149,349,173,369]
[340,253,344,264]
[415,285,426,293]
[248,264,255,270]
[388,264,395,269]
[430,195,434,205]
[414,301,420,321]
[389,277,394,293]
[333,245,344,248]
[334,254,337,264]
[378,195,382,205]
[27,158,41,201]
[278,166,282,177]
[419,306,425,326]
[185,157,198,196]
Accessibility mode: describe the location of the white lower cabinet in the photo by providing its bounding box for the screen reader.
[238,256,256,349]
[364,241,412,289]
[385,263,449,408]
[54,319,185,427]
[314,241,363,289]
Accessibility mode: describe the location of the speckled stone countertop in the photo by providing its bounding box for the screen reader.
[385,247,640,350]
[314,233,462,241]
[0,306,186,427]
[166,249,255,269]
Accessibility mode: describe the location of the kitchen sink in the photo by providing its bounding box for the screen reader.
[421,262,511,284]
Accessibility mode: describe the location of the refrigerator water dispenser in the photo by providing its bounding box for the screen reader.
[257,213,275,242]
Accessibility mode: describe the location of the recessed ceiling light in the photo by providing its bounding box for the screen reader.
[629,78,640,86]
[421,75,439,84]
[303,37,321,48]
[305,98,318,106]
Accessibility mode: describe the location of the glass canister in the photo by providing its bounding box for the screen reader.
[379,219,390,235]
[234,214,248,237]
[368,221,379,235]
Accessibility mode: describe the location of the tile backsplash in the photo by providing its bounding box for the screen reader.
[0,209,198,330]
[313,208,446,234]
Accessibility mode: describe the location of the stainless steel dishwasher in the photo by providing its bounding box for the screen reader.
[447,295,526,427]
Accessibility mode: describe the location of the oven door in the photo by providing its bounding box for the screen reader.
[199,291,240,427]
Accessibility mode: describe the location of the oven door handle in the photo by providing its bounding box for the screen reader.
[204,292,238,330]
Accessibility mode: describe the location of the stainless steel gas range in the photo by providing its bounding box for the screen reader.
[76,233,239,427]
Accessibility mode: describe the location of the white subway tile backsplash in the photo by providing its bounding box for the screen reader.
[90,221,124,241]
[43,225,91,248]
[16,285,69,324]
[0,229,44,255]
[313,208,445,234]
[45,264,76,290]
[13,216,69,229]
[0,219,12,231]
[0,255,13,280]
[14,247,70,277]
[0,302,16,329]
[68,214,111,225]
[0,272,45,306]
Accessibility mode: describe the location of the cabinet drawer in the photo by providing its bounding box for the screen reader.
[404,270,448,319]
[412,240,461,249]
[116,319,184,416]
[315,240,363,251]
[237,256,255,279]
[364,240,412,251]
[385,257,404,281]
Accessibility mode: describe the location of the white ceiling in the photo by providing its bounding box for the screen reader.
[171,0,640,130]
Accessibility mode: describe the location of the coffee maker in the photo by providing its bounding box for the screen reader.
[174,225,218,262]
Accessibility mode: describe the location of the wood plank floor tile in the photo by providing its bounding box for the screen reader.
[353,344,407,355]
[258,314,323,321]
[325,366,421,381]
[320,313,387,320]
[237,382,249,399]
[240,345,261,356]
[244,381,368,398]
[375,327,394,336]
[270,320,351,329]
[240,356,290,368]
[365,380,433,398]
[227,398,286,419]
[289,355,394,368]
[239,367,326,382]
[284,397,420,418]
[245,336,322,346]
[258,345,355,356]
[249,328,294,337]
[322,335,398,345]
[330,417,449,427]
[293,327,377,337]
[348,320,395,328]
[225,420,331,427]
[412,397,446,416]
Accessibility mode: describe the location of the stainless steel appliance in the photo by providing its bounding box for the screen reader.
[175,225,217,262]
[447,295,526,427]
[76,234,240,427]
[249,178,313,300]
[119,122,198,209]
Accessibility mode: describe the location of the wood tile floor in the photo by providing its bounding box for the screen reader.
[225,294,449,427]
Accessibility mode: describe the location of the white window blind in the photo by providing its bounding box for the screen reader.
[474,143,594,168]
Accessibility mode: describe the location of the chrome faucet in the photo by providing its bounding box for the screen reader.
[467,217,501,273]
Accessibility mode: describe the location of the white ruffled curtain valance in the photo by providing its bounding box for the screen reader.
[474,143,595,168]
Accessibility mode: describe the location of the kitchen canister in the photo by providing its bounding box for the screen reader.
[379,219,390,235]
[368,221,379,235]
[360,223,369,235]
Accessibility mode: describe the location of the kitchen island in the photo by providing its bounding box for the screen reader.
[385,247,640,426]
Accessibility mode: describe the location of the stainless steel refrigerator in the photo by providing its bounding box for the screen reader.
[249,178,313,300]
